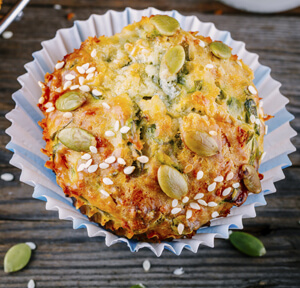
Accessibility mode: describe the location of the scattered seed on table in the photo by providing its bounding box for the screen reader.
[1,173,14,182]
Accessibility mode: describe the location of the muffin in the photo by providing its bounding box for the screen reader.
[38,15,266,241]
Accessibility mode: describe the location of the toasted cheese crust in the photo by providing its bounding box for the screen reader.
[38,16,265,241]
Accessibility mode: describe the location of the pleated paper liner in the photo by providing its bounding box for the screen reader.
[5,8,296,256]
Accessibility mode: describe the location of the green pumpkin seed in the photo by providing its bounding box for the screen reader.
[229,231,266,257]
[183,130,219,157]
[55,91,86,112]
[4,243,32,273]
[130,284,146,288]
[157,165,188,199]
[58,127,96,152]
[164,45,185,74]
[240,164,262,194]
[209,41,232,59]
[150,15,180,36]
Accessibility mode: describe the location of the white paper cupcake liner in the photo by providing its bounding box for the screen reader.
[5,7,296,256]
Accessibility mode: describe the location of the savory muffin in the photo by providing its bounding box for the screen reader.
[38,15,266,241]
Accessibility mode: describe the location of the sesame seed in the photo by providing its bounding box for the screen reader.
[186,209,192,220]
[103,177,113,185]
[100,189,110,198]
[46,106,55,113]
[70,85,79,90]
[99,163,109,169]
[173,267,184,275]
[55,87,62,93]
[65,73,75,80]
[79,76,85,85]
[117,157,126,165]
[124,166,135,175]
[105,131,115,137]
[105,156,116,164]
[63,112,73,118]
[190,202,201,210]
[92,89,102,96]
[89,146,97,153]
[38,97,45,104]
[255,118,261,125]
[25,242,36,250]
[143,259,151,272]
[102,102,110,109]
[137,156,149,164]
[81,153,91,160]
[214,176,224,182]
[77,163,86,172]
[205,64,214,69]
[1,173,14,182]
[232,182,240,188]
[222,187,232,196]
[86,67,96,74]
[248,85,257,95]
[261,151,266,161]
[172,199,178,207]
[114,120,120,132]
[196,170,204,180]
[199,40,205,48]
[208,201,218,207]
[88,164,98,173]
[86,73,94,80]
[82,63,90,70]
[171,207,181,214]
[63,81,72,90]
[194,193,204,200]
[177,224,184,235]
[265,125,268,135]
[209,130,217,136]
[55,61,64,70]
[54,4,62,10]
[198,199,207,206]
[38,81,45,88]
[85,159,93,168]
[226,171,234,181]
[250,115,256,123]
[27,279,35,288]
[212,211,219,218]
[79,85,90,92]
[91,49,97,58]
[44,102,53,108]
[182,196,189,203]
[208,182,216,192]
[120,126,130,134]
[2,31,13,39]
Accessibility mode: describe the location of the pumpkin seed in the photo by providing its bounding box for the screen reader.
[150,15,180,36]
[164,45,185,74]
[130,284,146,288]
[240,164,262,194]
[58,127,96,152]
[209,41,232,59]
[183,130,219,157]
[4,243,32,273]
[229,231,266,257]
[157,165,188,199]
[55,91,86,112]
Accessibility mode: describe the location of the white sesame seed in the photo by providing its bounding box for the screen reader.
[88,164,98,173]
[255,118,261,125]
[237,60,242,67]
[124,166,135,175]
[143,259,151,272]
[209,130,217,136]
[79,76,85,85]
[208,182,216,192]
[232,182,240,188]
[70,85,79,90]
[92,89,102,96]
[190,202,201,210]
[105,156,116,164]
[250,115,256,123]
[38,81,45,88]
[55,61,64,70]
[214,176,224,182]
[120,126,130,134]
[198,199,207,206]
[177,223,184,235]
[222,187,232,197]
[100,189,110,198]
[79,85,90,92]
[205,64,214,69]
[89,146,97,153]
[99,163,109,169]
[81,153,91,160]
[77,163,86,172]
[55,87,62,93]
[171,207,181,214]
[25,242,36,250]
[65,73,75,80]
[194,193,204,200]
[186,209,192,220]
[196,170,204,180]
[137,156,149,164]
[172,199,178,207]
[261,151,266,161]
[27,279,35,288]
[117,157,126,165]
[86,73,94,80]
[91,49,97,58]
[212,211,219,218]
[102,102,110,109]
[0,173,14,182]
[63,112,73,118]
[54,4,62,10]
[105,131,115,137]
[63,81,72,90]
[114,120,120,132]
[38,97,45,104]
[86,67,96,74]
[265,125,268,135]
[182,196,189,203]
[46,106,55,113]
[85,159,93,168]
[199,40,205,48]
[103,177,113,185]
[208,201,218,207]
[226,171,234,181]
[82,63,90,70]
[173,267,184,275]
[2,31,13,39]
[248,85,257,95]
[259,101,263,108]
[44,102,53,108]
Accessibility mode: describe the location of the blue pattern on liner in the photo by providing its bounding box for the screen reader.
[267,107,294,134]
[253,65,271,87]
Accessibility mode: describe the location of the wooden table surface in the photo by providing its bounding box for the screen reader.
[0,1,299,287]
